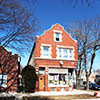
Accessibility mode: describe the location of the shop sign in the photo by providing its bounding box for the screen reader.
[49,68,68,74]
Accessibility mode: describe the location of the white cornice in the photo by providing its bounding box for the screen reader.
[35,57,78,62]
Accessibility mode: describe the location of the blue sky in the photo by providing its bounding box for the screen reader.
[20,0,100,70]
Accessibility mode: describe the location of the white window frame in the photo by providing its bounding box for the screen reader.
[56,46,74,60]
[40,44,52,58]
[53,30,62,42]
[42,46,50,57]
[0,74,7,87]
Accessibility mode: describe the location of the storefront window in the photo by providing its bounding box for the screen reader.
[48,73,68,86]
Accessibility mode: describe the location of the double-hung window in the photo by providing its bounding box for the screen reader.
[58,48,73,59]
[69,49,73,59]
[63,49,68,58]
[42,46,50,57]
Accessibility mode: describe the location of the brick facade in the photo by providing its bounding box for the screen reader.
[28,24,78,92]
[0,46,19,92]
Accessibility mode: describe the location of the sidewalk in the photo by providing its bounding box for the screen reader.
[33,89,98,96]
[0,89,100,100]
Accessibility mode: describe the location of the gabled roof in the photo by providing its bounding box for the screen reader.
[36,24,77,43]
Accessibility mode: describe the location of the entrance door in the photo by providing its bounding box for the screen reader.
[39,75,44,91]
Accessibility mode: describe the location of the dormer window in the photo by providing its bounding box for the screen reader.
[53,30,62,42]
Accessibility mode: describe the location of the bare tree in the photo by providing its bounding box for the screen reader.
[0,0,39,55]
[68,16,100,90]
[65,0,97,8]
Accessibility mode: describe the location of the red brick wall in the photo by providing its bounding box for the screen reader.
[34,24,78,91]
[0,46,18,92]
[36,59,77,69]
[35,24,78,60]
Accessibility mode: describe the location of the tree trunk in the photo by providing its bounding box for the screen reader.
[86,75,89,90]
[79,70,81,87]
[75,70,79,89]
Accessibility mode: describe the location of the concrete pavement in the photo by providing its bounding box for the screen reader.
[0,89,100,100]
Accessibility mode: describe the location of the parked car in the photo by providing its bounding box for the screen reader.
[84,82,100,90]
[90,83,100,90]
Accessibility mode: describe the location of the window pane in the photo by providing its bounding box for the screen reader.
[56,33,60,41]
[0,74,7,87]
[69,49,73,59]
[42,46,50,57]
[63,55,68,58]
[63,49,67,53]
[63,49,68,58]
[58,48,61,52]
[69,49,72,53]
[69,55,72,58]
[39,68,45,75]
[56,33,60,38]
[58,48,62,58]
[43,47,49,52]
[43,54,49,56]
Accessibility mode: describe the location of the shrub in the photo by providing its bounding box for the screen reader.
[22,65,37,93]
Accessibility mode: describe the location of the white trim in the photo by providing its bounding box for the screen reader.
[53,30,62,33]
[48,68,68,73]
[35,23,77,43]
[36,23,63,38]
[41,44,52,46]
[35,65,77,69]
[40,44,52,58]
[56,45,75,60]
[48,85,69,87]
[57,45,74,49]
[53,30,62,42]
[35,57,78,62]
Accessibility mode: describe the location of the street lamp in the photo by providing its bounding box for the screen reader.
[17,56,22,92]
[60,61,63,67]
[18,56,21,79]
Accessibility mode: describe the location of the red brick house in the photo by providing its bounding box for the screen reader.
[28,24,78,91]
[0,46,20,92]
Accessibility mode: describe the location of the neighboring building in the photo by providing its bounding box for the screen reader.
[75,71,97,87]
[89,72,96,83]
[28,24,78,91]
[94,69,100,84]
[0,46,19,92]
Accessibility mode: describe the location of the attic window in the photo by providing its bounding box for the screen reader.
[55,33,60,42]
[53,30,62,42]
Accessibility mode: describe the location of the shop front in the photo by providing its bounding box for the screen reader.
[47,68,73,91]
